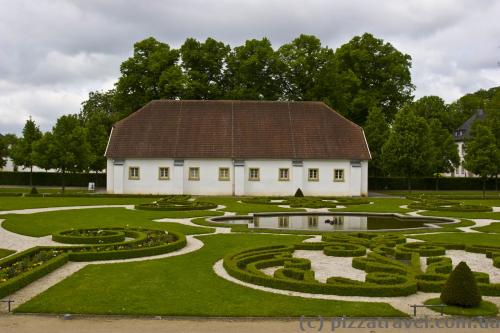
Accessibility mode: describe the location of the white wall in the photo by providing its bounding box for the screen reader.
[106,158,368,196]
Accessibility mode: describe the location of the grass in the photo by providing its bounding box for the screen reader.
[0,249,15,259]
[424,298,498,316]
[418,210,500,220]
[472,222,500,233]
[334,198,412,213]
[410,232,500,247]
[0,196,156,211]
[14,233,406,317]
[199,196,305,214]
[1,208,218,237]
[0,187,88,194]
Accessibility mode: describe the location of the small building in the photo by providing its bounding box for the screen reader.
[105,100,371,196]
[452,109,486,177]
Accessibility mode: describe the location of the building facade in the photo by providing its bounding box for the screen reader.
[105,100,371,196]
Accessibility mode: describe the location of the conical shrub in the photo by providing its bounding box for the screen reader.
[440,261,482,307]
[294,188,304,197]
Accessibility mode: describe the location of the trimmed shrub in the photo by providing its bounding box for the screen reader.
[323,243,366,257]
[294,188,304,197]
[440,261,482,307]
[52,229,126,244]
[135,196,217,211]
[29,187,38,195]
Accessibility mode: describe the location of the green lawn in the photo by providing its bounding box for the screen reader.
[0,187,89,194]
[1,208,218,236]
[0,196,156,211]
[473,222,500,233]
[15,233,405,317]
[378,190,500,197]
[334,197,412,213]
[199,196,305,214]
[0,248,15,259]
[418,210,500,220]
[410,232,500,247]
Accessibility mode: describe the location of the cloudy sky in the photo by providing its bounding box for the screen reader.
[1,0,499,134]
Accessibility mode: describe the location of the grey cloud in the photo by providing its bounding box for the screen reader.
[1,0,500,134]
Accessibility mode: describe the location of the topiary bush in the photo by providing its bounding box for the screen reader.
[440,261,482,307]
[294,188,304,197]
[29,187,38,195]
[135,195,217,211]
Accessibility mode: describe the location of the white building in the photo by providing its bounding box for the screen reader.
[452,109,486,177]
[105,100,371,196]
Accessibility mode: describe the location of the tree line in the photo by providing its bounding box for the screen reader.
[0,33,499,192]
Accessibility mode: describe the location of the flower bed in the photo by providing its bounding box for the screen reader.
[407,196,492,212]
[0,228,186,298]
[135,195,217,211]
[52,228,126,244]
[241,196,370,208]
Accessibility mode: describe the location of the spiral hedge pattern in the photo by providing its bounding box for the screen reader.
[0,227,186,299]
[241,196,370,208]
[223,233,500,297]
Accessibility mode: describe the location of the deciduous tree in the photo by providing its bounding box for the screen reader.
[381,106,433,192]
[363,107,389,176]
[428,119,460,190]
[10,117,43,187]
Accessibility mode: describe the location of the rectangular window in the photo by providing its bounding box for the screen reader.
[249,168,260,181]
[279,168,289,181]
[128,167,140,180]
[308,168,319,181]
[334,169,345,182]
[188,167,200,181]
[219,167,230,181]
[278,216,289,228]
[159,167,169,180]
[308,216,318,227]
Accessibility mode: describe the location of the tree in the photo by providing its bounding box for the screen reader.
[463,122,499,197]
[381,106,433,192]
[428,119,460,190]
[9,118,43,187]
[363,107,389,176]
[39,115,91,192]
[277,34,333,101]
[33,132,55,172]
[440,262,482,308]
[80,90,119,124]
[0,134,7,168]
[84,111,110,175]
[114,37,182,117]
[224,38,285,100]
[180,37,230,99]
[331,33,414,125]
[485,102,500,190]
[412,96,455,132]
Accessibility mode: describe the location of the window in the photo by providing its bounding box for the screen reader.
[219,167,230,181]
[188,167,200,181]
[159,167,169,180]
[308,216,318,227]
[308,168,319,181]
[334,169,345,182]
[249,168,260,181]
[278,216,289,228]
[279,168,289,181]
[128,167,140,180]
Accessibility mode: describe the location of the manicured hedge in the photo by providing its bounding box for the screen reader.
[0,250,69,299]
[52,229,126,244]
[135,196,217,211]
[0,171,106,187]
[0,228,186,298]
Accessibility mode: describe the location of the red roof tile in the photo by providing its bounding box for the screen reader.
[105,100,371,160]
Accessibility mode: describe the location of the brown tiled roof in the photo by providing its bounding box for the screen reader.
[105,100,371,160]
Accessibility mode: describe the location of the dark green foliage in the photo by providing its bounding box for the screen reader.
[364,107,389,176]
[29,187,38,195]
[463,122,499,197]
[381,106,434,191]
[440,261,482,307]
[294,188,304,197]
[407,196,492,212]
[52,229,126,244]
[368,176,500,191]
[0,171,106,187]
[9,118,42,186]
